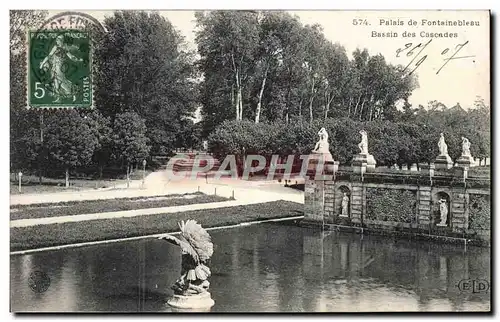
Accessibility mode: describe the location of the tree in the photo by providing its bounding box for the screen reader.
[469,97,491,161]
[85,110,113,179]
[96,11,197,155]
[44,110,99,187]
[300,24,328,122]
[176,119,202,151]
[112,112,150,186]
[10,10,48,179]
[318,42,349,120]
[196,11,260,126]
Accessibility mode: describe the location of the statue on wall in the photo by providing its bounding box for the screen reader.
[358,130,369,155]
[341,192,349,217]
[461,137,471,156]
[435,133,453,169]
[438,133,448,156]
[352,129,376,170]
[159,220,215,309]
[437,199,448,226]
[309,127,335,176]
[312,127,330,154]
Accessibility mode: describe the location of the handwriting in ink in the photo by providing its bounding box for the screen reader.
[395,40,475,76]
[437,41,473,74]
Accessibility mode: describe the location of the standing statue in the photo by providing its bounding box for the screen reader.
[159,220,215,309]
[352,129,376,170]
[341,192,349,217]
[438,133,448,156]
[309,127,335,176]
[437,199,448,226]
[461,137,471,156]
[313,127,330,154]
[358,130,369,154]
[39,35,83,103]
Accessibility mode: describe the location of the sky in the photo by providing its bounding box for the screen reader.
[49,10,490,109]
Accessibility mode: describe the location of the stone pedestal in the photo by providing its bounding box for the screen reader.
[435,154,453,170]
[352,153,376,173]
[307,152,335,178]
[333,161,340,174]
[453,166,468,181]
[454,155,473,180]
[167,292,215,309]
[456,155,474,168]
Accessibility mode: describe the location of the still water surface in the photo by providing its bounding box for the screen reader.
[10,222,490,312]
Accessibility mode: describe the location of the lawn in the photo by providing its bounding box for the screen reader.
[10,200,304,251]
[10,171,152,195]
[10,192,230,220]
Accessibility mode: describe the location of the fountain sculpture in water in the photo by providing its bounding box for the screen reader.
[158,220,215,309]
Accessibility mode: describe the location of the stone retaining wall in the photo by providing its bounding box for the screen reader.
[303,167,490,246]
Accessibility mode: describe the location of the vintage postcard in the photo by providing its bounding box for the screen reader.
[10,9,490,313]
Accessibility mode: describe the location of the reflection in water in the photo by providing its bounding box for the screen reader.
[10,222,490,312]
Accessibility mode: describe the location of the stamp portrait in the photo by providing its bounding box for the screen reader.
[28,29,92,108]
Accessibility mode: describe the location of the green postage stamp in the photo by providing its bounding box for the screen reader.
[28,30,92,108]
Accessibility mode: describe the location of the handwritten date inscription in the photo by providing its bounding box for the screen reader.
[396,39,475,76]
